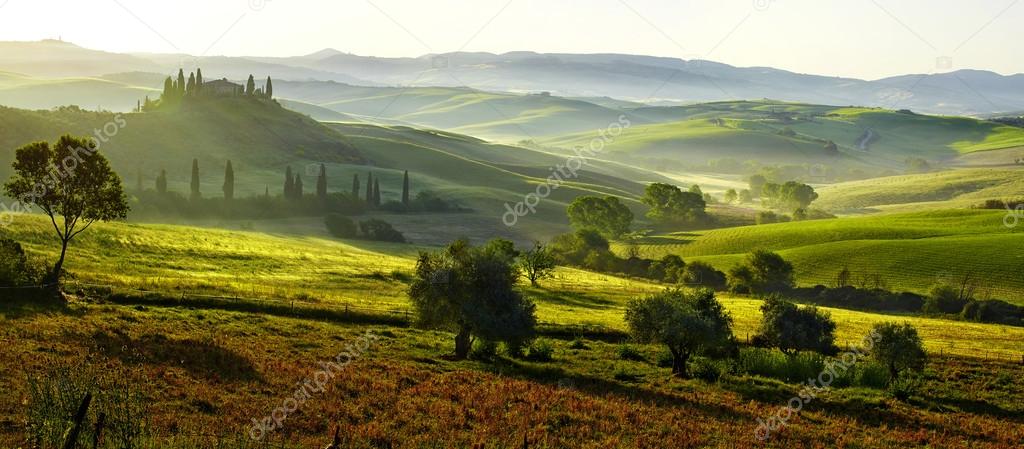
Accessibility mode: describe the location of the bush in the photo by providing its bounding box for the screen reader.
[961,299,1024,325]
[855,361,891,389]
[756,295,837,355]
[888,373,922,401]
[680,261,727,290]
[923,284,968,314]
[324,213,357,238]
[568,337,589,350]
[735,347,825,383]
[525,339,554,362]
[691,357,723,383]
[359,219,406,243]
[871,322,927,382]
[617,345,646,361]
[470,340,499,361]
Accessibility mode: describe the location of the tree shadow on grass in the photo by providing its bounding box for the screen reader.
[91,330,262,383]
[526,287,617,310]
[483,357,751,422]
[0,295,85,320]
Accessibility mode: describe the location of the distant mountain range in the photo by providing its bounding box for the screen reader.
[0,40,1021,116]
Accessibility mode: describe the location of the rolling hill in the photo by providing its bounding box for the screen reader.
[624,209,1024,304]
[816,167,1024,212]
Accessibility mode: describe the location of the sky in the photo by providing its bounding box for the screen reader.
[0,0,1020,80]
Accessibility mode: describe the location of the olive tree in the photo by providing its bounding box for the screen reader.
[409,239,537,359]
[518,241,556,287]
[871,322,927,382]
[625,288,734,377]
[3,135,128,288]
[756,295,836,354]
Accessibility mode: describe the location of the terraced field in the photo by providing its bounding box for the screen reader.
[621,210,1024,303]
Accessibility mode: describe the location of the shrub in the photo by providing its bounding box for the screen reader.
[617,345,646,361]
[923,284,968,314]
[470,340,499,361]
[855,361,891,389]
[961,299,1024,325]
[525,339,554,362]
[359,219,406,243]
[679,261,727,290]
[568,338,589,350]
[887,373,922,401]
[735,347,826,383]
[324,213,357,238]
[691,357,723,383]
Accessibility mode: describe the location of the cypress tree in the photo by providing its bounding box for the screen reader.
[264,185,270,198]
[352,174,360,199]
[294,174,304,198]
[402,170,410,206]
[162,77,173,101]
[190,158,201,201]
[187,72,196,96]
[365,172,373,203]
[284,166,294,198]
[246,75,256,96]
[156,169,167,194]
[373,178,381,206]
[316,164,327,199]
[177,69,186,97]
[265,76,273,99]
[223,160,234,201]
[195,68,203,94]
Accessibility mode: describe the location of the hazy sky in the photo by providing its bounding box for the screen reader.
[0,0,1020,80]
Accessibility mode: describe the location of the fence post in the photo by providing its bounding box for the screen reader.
[92,412,106,449]
[62,393,92,449]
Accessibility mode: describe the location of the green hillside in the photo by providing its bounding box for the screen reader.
[0,71,158,112]
[545,101,1024,167]
[623,210,1024,303]
[816,167,1024,211]
[0,99,362,197]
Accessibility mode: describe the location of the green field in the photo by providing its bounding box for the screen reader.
[622,210,1024,303]
[816,167,1024,212]
[4,214,1023,359]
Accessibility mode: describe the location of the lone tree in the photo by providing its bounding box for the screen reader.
[3,135,129,286]
[518,241,556,286]
[223,160,234,201]
[316,164,328,199]
[756,295,836,354]
[265,76,273,99]
[625,288,734,377]
[409,239,537,359]
[729,250,794,294]
[641,183,706,225]
[871,322,927,383]
[189,158,201,201]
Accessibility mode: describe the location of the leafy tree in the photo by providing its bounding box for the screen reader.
[625,288,734,377]
[746,250,795,293]
[756,295,836,354]
[156,169,167,194]
[245,74,256,96]
[648,254,686,283]
[316,164,327,199]
[834,266,852,288]
[923,283,970,314]
[727,265,756,294]
[360,219,405,243]
[680,261,727,290]
[3,135,129,285]
[641,183,706,225]
[871,323,927,382]
[409,239,537,358]
[688,184,703,196]
[518,241,556,286]
[190,159,200,201]
[566,195,633,238]
[352,173,360,199]
[324,213,357,238]
[723,189,738,204]
[402,170,410,206]
[738,189,753,203]
[748,174,767,197]
[265,76,273,99]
